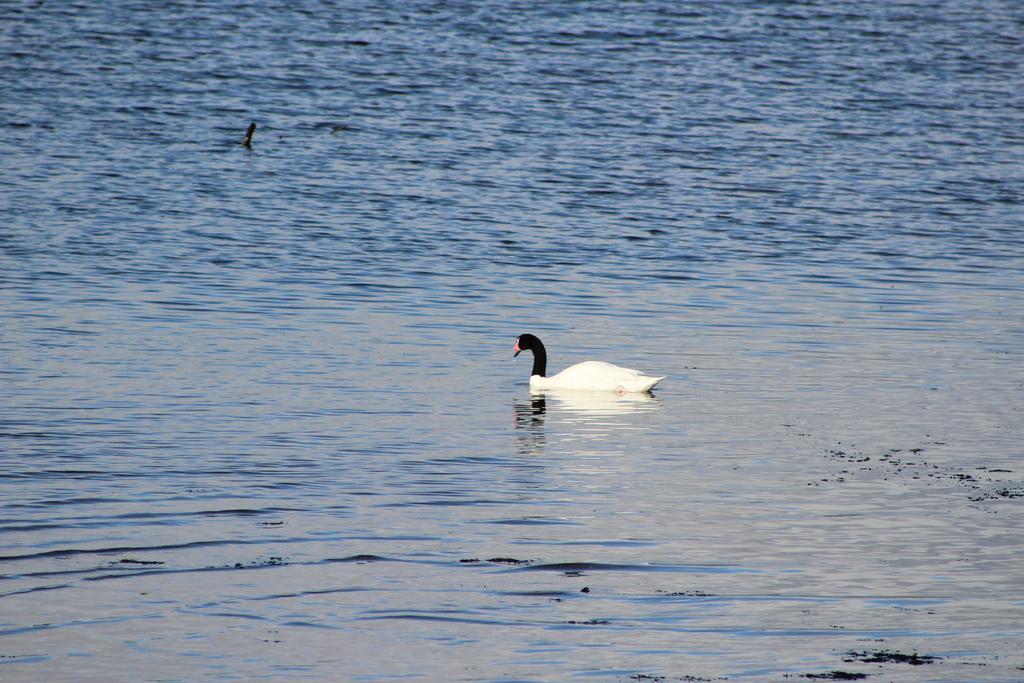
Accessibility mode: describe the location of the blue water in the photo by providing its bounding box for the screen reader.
[2,1,1023,681]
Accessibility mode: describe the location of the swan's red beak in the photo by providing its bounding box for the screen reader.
[513,341,521,357]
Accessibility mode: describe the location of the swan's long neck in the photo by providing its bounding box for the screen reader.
[531,340,547,377]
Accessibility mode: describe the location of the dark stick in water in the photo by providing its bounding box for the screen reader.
[242,122,256,147]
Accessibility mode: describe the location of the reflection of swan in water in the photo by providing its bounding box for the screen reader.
[514,395,547,426]
[532,388,662,417]
[513,396,547,456]
[514,390,662,454]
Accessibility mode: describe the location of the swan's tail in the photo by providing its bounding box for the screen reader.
[644,375,666,392]
[629,375,665,393]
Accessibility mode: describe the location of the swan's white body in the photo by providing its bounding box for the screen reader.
[529,360,664,393]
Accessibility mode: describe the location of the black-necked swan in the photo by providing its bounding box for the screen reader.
[513,333,665,393]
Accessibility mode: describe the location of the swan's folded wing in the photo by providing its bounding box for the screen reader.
[543,361,664,392]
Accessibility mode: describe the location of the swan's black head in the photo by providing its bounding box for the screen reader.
[513,333,547,377]
[513,333,541,358]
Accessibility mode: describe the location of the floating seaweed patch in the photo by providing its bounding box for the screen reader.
[842,650,937,665]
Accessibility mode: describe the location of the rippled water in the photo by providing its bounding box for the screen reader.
[2,1,1023,681]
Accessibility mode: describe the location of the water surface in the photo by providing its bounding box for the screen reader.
[2,1,1023,681]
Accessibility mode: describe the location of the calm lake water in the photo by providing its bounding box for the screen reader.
[2,1,1023,681]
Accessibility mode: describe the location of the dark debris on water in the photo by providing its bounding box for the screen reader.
[628,675,723,682]
[115,558,164,565]
[816,443,1023,506]
[233,556,285,569]
[842,650,938,665]
[564,618,610,625]
[459,557,536,565]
